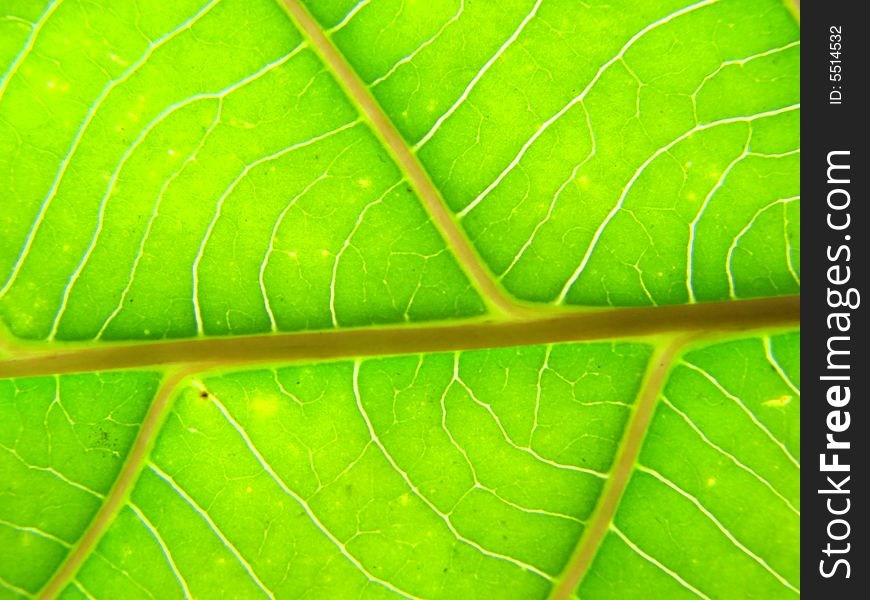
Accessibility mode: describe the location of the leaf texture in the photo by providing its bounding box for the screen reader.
[306,0,800,306]
[0,0,799,598]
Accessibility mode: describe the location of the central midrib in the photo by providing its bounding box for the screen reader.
[0,295,799,377]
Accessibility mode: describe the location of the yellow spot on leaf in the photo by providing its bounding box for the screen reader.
[763,394,792,408]
[251,393,280,417]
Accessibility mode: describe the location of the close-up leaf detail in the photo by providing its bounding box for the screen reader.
[0,0,800,598]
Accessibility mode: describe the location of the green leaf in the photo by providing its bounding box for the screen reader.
[312,0,799,307]
[0,0,799,598]
[580,334,800,599]
[0,371,162,594]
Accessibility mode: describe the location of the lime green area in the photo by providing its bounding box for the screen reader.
[0,371,161,596]
[311,0,800,306]
[0,0,483,342]
[0,0,800,598]
[581,332,800,598]
[25,341,645,598]
[1,0,800,343]
[0,333,801,598]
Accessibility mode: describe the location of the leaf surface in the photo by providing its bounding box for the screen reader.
[0,0,799,598]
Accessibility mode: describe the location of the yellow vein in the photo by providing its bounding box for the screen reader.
[149,463,275,599]
[661,396,799,515]
[453,352,607,478]
[327,0,371,34]
[501,103,596,281]
[94,550,159,598]
[610,525,711,599]
[259,141,359,331]
[726,196,800,299]
[330,180,405,326]
[680,360,800,469]
[72,580,97,600]
[369,0,465,87]
[457,0,722,220]
[0,518,71,549]
[0,576,32,598]
[690,40,800,121]
[763,336,800,396]
[50,43,308,339]
[440,353,586,524]
[638,465,799,593]
[192,119,362,334]
[0,0,224,300]
[203,382,424,600]
[97,106,221,339]
[557,103,800,304]
[0,0,64,100]
[529,344,552,444]
[128,503,192,600]
[3,446,104,499]
[783,202,800,286]
[686,128,752,303]
[413,0,543,149]
[352,360,554,581]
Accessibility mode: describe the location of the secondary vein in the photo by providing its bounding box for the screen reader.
[37,368,199,600]
[547,336,689,599]
[276,0,532,319]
